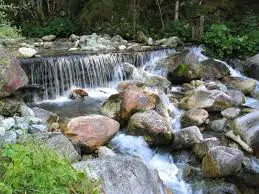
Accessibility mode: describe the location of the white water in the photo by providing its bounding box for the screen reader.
[111,134,192,194]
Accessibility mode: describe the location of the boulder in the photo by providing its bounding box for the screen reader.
[100,94,122,121]
[18,47,37,58]
[22,132,80,162]
[172,126,203,149]
[193,137,221,159]
[127,110,172,145]
[20,105,35,117]
[209,118,227,132]
[223,77,256,95]
[122,62,137,79]
[73,156,169,194]
[136,31,149,44]
[202,146,244,178]
[69,88,88,100]
[161,36,183,48]
[43,42,53,49]
[120,86,158,121]
[32,107,59,123]
[245,54,259,80]
[97,146,116,158]
[221,108,240,119]
[0,60,29,97]
[143,75,171,92]
[0,117,15,131]
[179,89,245,111]
[67,115,120,153]
[181,108,209,127]
[232,111,259,154]
[0,130,17,146]
[42,35,56,42]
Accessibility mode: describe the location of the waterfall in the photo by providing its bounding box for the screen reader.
[20,49,173,101]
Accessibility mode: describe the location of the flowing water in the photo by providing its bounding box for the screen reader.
[21,47,259,194]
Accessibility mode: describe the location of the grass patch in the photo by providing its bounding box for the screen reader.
[0,142,101,194]
[0,24,21,39]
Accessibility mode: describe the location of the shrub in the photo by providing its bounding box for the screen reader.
[0,24,20,39]
[0,142,101,194]
[203,24,257,58]
[22,17,79,38]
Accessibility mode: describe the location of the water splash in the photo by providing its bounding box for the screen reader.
[111,133,191,194]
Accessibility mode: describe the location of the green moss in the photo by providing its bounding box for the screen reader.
[175,64,190,76]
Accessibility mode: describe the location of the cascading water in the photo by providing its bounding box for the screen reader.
[20,49,173,101]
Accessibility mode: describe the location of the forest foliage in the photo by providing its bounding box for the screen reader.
[0,0,258,58]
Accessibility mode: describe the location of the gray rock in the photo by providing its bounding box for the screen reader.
[1,118,15,131]
[97,146,116,158]
[221,108,240,119]
[73,156,169,194]
[232,111,259,153]
[202,146,244,178]
[193,137,221,159]
[100,94,122,121]
[172,126,203,149]
[20,105,35,117]
[0,127,5,136]
[18,47,37,58]
[209,118,227,132]
[15,129,24,137]
[22,132,80,162]
[70,34,79,42]
[14,117,29,130]
[42,35,56,42]
[29,124,48,134]
[32,107,59,123]
[182,108,209,127]
[0,131,17,145]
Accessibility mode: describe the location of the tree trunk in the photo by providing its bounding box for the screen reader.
[156,0,165,29]
[174,0,179,21]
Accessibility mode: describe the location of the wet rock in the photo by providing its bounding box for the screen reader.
[193,137,221,159]
[32,107,59,123]
[201,59,230,80]
[42,35,56,42]
[119,45,126,50]
[0,130,17,145]
[97,146,116,158]
[223,77,256,95]
[232,111,259,154]
[221,108,240,119]
[181,108,209,127]
[18,47,37,58]
[67,115,120,153]
[69,88,88,100]
[144,75,171,92]
[127,110,172,145]
[122,62,137,79]
[20,105,35,117]
[245,53,259,80]
[172,126,203,149]
[202,146,243,178]
[0,60,29,97]
[205,81,228,92]
[179,89,245,111]
[100,94,122,121]
[22,132,81,162]
[73,156,169,194]
[209,118,227,132]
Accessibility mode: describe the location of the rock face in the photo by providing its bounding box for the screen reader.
[172,126,203,149]
[193,137,221,159]
[127,110,172,145]
[202,146,244,178]
[232,111,259,153]
[0,60,29,97]
[73,156,169,194]
[181,108,209,127]
[67,115,120,153]
[179,89,245,111]
[221,108,240,119]
[18,47,37,58]
[223,77,256,95]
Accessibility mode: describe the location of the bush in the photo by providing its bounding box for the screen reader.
[155,21,192,41]
[0,142,101,194]
[22,17,79,38]
[203,24,257,58]
[0,24,20,39]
